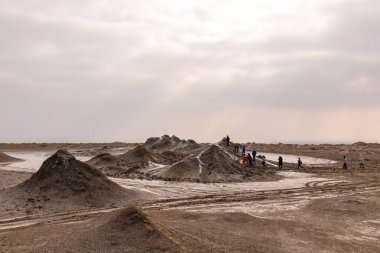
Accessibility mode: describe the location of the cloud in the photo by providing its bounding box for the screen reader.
[0,0,379,142]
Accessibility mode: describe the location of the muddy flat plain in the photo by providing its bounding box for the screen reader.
[0,141,379,253]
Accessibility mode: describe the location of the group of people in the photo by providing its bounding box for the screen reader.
[226,135,365,171]
[240,146,257,167]
[342,155,365,172]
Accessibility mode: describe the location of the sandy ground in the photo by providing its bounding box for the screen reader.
[0,143,379,252]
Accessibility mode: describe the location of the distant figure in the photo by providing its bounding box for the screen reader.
[242,145,246,155]
[262,156,267,168]
[247,153,253,167]
[242,154,248,165]
[343,156,348,171]
[226,135,230,147]
[234,145,239,154]
[297,157,303,169]
[278,156,283,170]
[252,149,257,161]
[360,154,365,171]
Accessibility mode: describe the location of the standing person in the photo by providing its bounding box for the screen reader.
[297,157,303,169]
[360,154,365,171]
[278,156,283,170]
[242,145,246,155]
[252,149,257,161]
[343,156,348,171]
[247,153,253,167]
[234,145,239,154]
[242,154,247,165]
[226,135,230,147]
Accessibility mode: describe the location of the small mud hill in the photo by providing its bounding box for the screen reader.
[12,150,139,212]
[86,153,120,168]
[153,157,201,181]
[69,206,181,253]
[119,145,165,164]
[0,151,22,163]
[145,135,202,153]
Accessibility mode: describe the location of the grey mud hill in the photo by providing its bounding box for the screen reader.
[6,149,143,214]
[64,206,181,253]
[87,136,277,183]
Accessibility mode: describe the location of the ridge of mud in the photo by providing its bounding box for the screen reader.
[0,151,22,163]
[86,153,120,167]
[119,145,165,164]
[145,135,201,153]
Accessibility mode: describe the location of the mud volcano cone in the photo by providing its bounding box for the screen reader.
[71,206,180,252]
[119,145,163,164]
[87,153,119,168]
[16,149,134,209]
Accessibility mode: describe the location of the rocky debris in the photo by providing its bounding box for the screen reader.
[0,151,22,163]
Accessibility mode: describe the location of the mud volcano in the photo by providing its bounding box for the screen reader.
[65,206,180,252]
[12,149,139,213]
[152,145,253,182]
[145,135,202,153]
[119,145,165,165]
[87,153,120,168]
[0,151,22,163]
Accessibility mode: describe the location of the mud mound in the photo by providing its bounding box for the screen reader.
[199,145,243,178]
[153,157,201,181]
[0,151,22,163]
[12,149,138,212]
[149,135,182,151]
[151,145,262,182]
[145,135,202,153]
[119,145,164,164]
[86,153,119,168]
[71,206,180,253]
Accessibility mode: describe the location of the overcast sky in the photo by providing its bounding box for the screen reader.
[1,0,379,143]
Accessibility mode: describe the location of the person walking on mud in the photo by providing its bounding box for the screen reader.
[242,145,246,155]
[226,135,230,147]
[360,154,365,171]
[278,156,283,170]
[343,156,348,172]
[297,157,303,169]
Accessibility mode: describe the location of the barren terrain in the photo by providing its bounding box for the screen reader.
[0,140,379,252]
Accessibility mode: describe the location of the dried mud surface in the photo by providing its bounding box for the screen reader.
[0,141,379,252]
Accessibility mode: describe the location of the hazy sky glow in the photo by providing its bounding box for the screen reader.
[1,0,380,143]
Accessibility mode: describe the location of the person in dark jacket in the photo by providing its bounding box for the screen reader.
[252,149,257,161]
[242,145,246,155]
[278,156,283,170]
[226,135,230,147]
[297,157,303,169]
[247,153,253,167]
